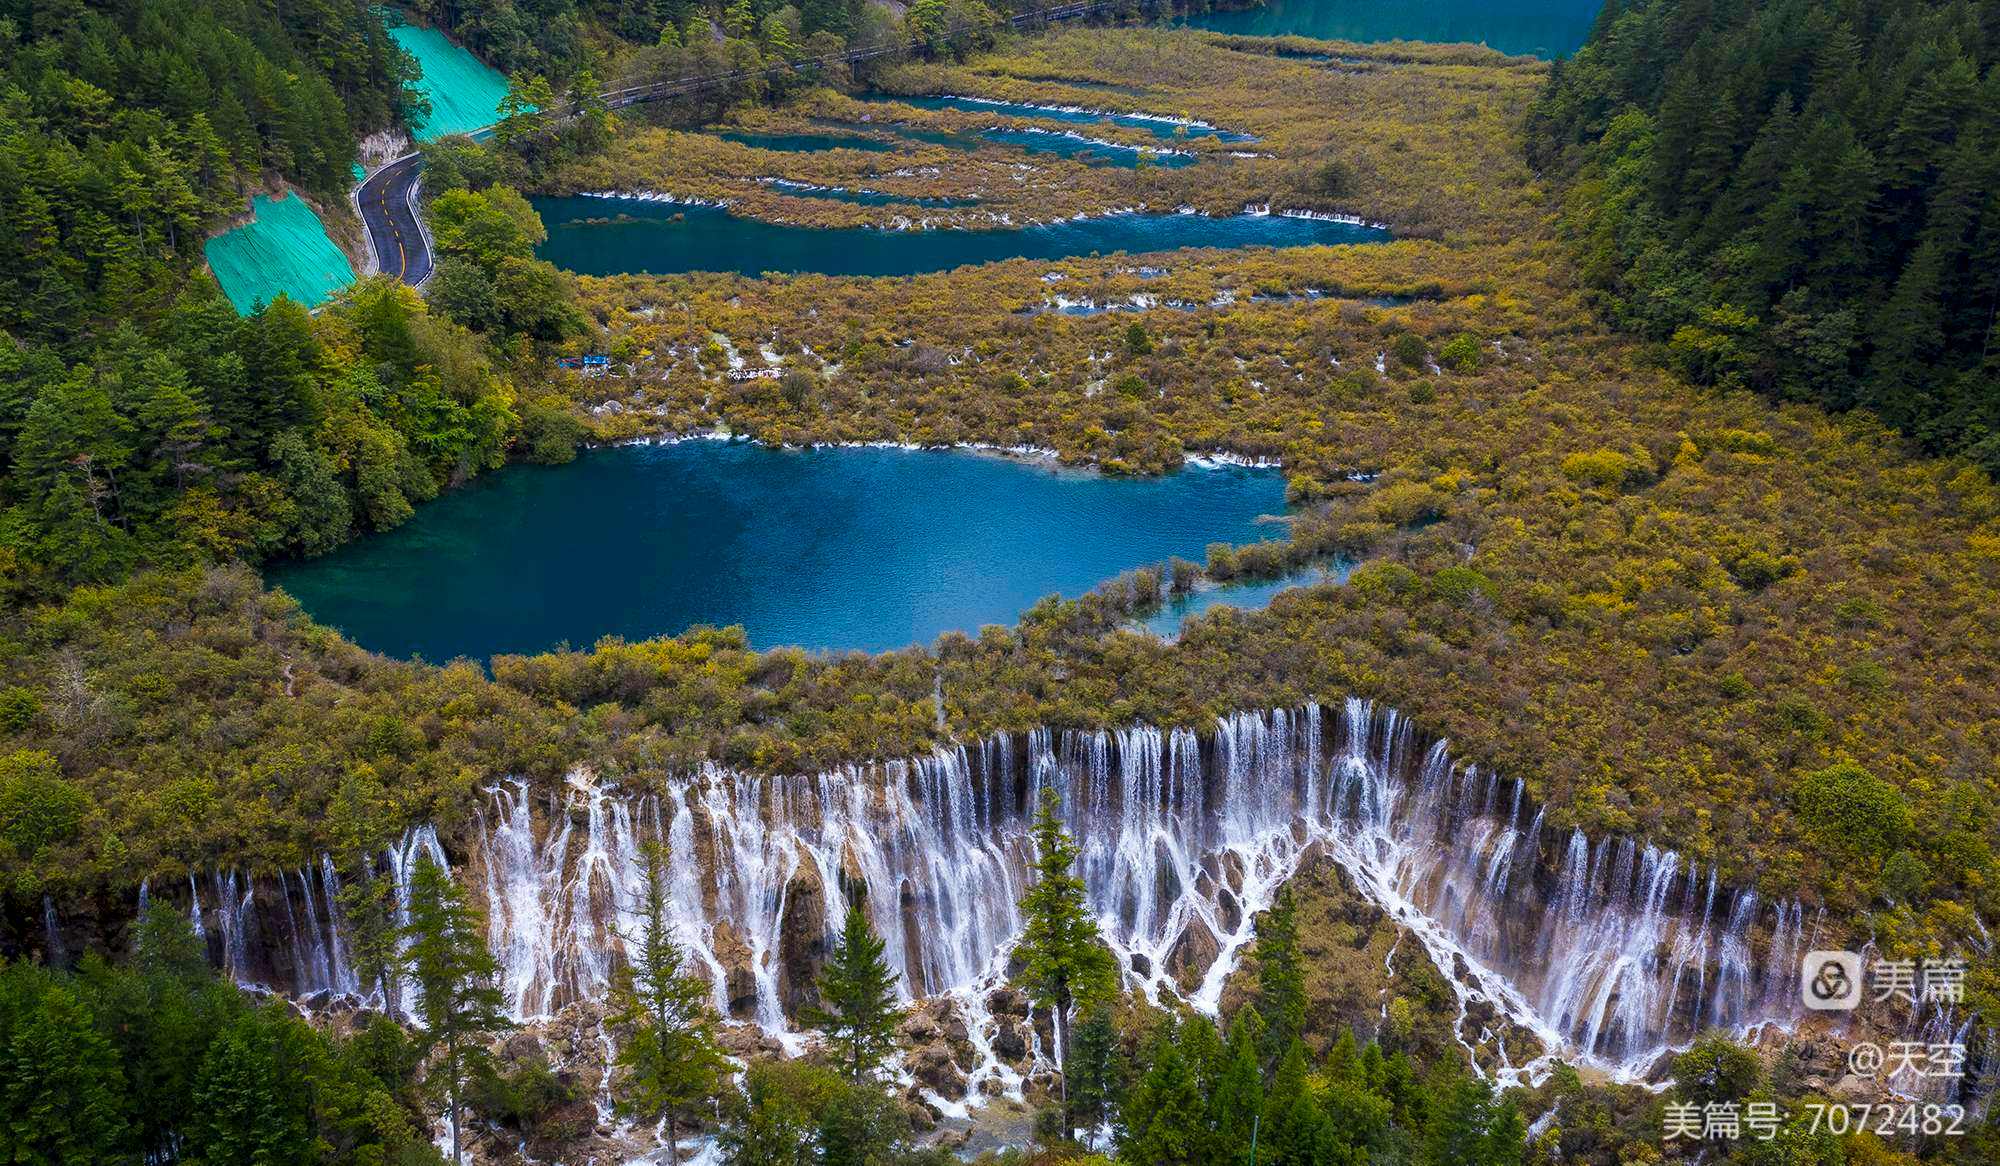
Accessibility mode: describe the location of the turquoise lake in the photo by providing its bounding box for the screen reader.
[858,94,1259,142]
[763,181,978,208]
[975,127,1195,168]
[1137,561,1352,638]
[268,442,1290,660]
[531,196,1388,277]
[720,130,899,153]
[1183,0,1602,59]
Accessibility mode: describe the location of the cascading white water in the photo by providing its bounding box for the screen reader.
[169,699,1820,1100]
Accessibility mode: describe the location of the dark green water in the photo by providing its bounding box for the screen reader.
[858,94,1259,142]
[1137,561,1352,638]
[1183,0,1601,58]
[719,130,897,152]
[531,197,1389,277]
[977,127,1196,168]
[269,442,1289,659]
[762,180,978,208]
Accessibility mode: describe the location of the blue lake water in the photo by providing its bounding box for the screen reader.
[1183,0,1601,58]
[859,94,1259,142]
[1137,561,1353,638]
[977,127,1196,168]
[531,196,1389,277]
[268,442,1290,659]
[720,130,899,153]
[762,180,979,208]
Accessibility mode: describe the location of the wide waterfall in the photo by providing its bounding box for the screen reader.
[166,698,1815,1098]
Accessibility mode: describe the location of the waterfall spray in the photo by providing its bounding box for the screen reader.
[171,700,1819,1106]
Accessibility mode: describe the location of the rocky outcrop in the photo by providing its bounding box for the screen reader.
[711,919,759,1019]
[777,858,830,1015]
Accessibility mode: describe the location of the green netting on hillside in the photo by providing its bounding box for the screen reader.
[204,193,357,315]
[390,23,513,140]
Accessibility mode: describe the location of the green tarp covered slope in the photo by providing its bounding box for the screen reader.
[203,17,512,315]
[203,193,358,314]
[390,23,513,140]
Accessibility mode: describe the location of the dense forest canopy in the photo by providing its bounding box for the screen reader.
[1529,0,2000,471]
[0,0,420,344]
[0,3,582,596]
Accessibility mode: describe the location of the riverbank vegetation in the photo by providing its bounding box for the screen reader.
[0,906,440,1164]
[543,29,1541,237]
[0,277,541,591]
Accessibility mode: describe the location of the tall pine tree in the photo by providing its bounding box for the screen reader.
[1013,786,1116,1120]
[805,903,904,1085]
[611,840,727,1165]
[403,854,511,1166]
[1254,884,1306,1065]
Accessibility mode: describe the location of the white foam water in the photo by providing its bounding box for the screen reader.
[167,699,1827,1113]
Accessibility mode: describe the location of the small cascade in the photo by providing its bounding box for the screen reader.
[41,896,63,968]
[176,700,1829,1102]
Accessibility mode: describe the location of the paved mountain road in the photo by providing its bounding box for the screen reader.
[355,152,433,286]
[355,1,1114,288]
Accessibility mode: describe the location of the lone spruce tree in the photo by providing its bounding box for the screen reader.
[1014,786,1116,1115]
[805,903,904,1084]
[403,854,511,1166]
[1255,884,1306,1065]
[329,769,403,1012]
[610,841,726,1166]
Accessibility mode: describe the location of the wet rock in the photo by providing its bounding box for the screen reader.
[900,1007,942,1046]
[1218,850,1248,897]
[839,842,870,897]
[993,1016,1030,1063]
[939,1008,971,1047]
[909,1041,967,1095]
[986,985,1030,1017]
[1166,917,1221,992]
[1216,885,1243,935]
[777,860,829,1014]
[1130,952,1152,977]
[897,882,929,995]
[523,1098,598,1162]
[715,1022,766,1058]
[710,921,760,1019]
[899,1090,942,1131]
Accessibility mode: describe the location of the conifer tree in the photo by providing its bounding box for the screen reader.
[1065,1005,1123,1141]
[805,903,904,1085]
[0,979,130,1163]
[1208,1011,1265,1155]
[330,769,404,1013]
[1254,885,1306,1064]
[1419,1070,1524,1166]
[114,902,217,1160]
[611,841,727,1164]
[1116,1019,1204,1166]
[1262,1038,1333,1165]
[185,1009,316,1166]
[403,854,511,1166]
[1013,786,1116,1114]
